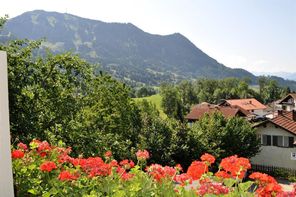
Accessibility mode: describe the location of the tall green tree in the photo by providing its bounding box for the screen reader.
[1,39,142,159]
[190,112,260,160]
[258,76,284,103]
[160,83,184,121]
[1,39,93,142]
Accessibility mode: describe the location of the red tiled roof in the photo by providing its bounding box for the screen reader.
[185,103,249,120]
[224,98,266,111]
[270,111,296,135]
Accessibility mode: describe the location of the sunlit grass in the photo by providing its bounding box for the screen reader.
[134,94,167,119]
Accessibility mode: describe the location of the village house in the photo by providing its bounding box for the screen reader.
[278,93,296,112]
[185,102,250,124]
[251,110,296,170]
[219,98,267,116]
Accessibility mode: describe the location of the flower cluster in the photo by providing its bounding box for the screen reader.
[58,170,79,181]
[136,149,150,161]
[11,140,296,197]
[40,161,57,172]
[12,150,25,159]
[249,172,286,196]
[146,164,177,182]
[197,182,229,196]
[218,155,251,179]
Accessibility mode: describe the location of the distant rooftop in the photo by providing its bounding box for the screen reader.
[222,98,266,111]
[185,102,249,121]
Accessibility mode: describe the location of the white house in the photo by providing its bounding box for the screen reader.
[278,93,296,112]
[251,110,296,169]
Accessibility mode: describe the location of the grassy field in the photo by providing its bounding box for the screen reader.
[133,94,167,118]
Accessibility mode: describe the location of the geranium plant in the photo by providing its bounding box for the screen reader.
[12,140,295,196]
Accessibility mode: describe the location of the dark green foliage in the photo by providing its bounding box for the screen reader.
[136,100,173,165]
[258,76,288,103]
[159,78,288,120]
[190,112,260,160]
[136,100,200,168]
[2,39,93,142]
[135,86,157,98]
[2,38,142,159]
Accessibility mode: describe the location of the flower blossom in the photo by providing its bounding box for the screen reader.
[104,151,112,158]
[119,159,135,170]
[146,164,176,182]
[200,153,215,165]
[58,170,79,181]
[17,142,28,150]
[40,161,57,172]
[219,155,250,179]
[136,150,150,161]
[12,150,25,159]
[197,182,229,196]
[187,161,208,180]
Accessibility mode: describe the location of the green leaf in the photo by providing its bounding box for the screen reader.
[223,178,236,187]
[238,181,254,192]
[28,189,37,195]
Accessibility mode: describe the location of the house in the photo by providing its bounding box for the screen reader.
[185,102,250,123]
[264,99,282,119]
[251,110,296,170]
[278,93,296,111]
[219,98,267,116]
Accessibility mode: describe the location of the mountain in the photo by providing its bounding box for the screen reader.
[254,72,296,81]
[1,10,295,89]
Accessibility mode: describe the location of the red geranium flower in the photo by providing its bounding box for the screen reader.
[40,161,57,172]
[219,155,250,179]
[12,150,24,159]
[58,170,79,181]
[215,171,231,179]
[119,159,134,170]
[201,153,215,165]
[136,150,150,161]
[174,173,192,186]
[104,151,112,158]
[146,164,176,182]
[187,161,208,180]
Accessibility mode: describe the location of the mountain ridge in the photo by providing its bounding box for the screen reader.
[1,10,295,89]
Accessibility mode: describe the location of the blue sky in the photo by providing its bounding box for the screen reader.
[0,0,295,73]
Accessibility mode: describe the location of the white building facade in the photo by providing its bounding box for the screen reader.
[252,119,296,169]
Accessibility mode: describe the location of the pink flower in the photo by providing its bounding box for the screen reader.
[136,150,150,161]
[17,142,28,150]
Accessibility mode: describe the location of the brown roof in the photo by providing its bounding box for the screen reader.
[270,111,296,135]
[278,93,296,104]
[185,103,249,121]
[224,98,266,111]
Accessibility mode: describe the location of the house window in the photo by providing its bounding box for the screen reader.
[262,135,271,146]
[273,136,283,146]
[288,137,294,148]
[291,153,296,160]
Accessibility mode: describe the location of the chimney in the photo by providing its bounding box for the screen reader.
[278,110,283,116]
[293,110,296,121]
[249,100,252,104]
